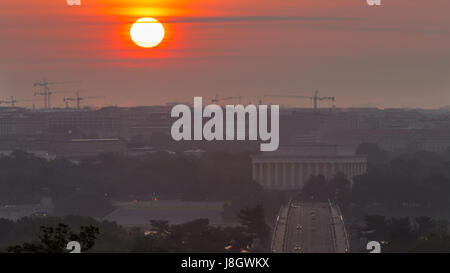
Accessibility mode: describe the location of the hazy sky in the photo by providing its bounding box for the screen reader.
[1,0,450,109]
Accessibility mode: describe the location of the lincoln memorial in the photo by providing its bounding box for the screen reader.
[251,145,367,190]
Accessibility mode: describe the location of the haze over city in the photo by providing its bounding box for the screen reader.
[1,0,450,109]
[3,0,450,259]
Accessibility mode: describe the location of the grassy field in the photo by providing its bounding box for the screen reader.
[104,200,237,227]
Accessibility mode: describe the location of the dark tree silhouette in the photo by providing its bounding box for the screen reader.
[150,220,170,238]
[6,223,99,253]
[237,205,270,245]
[356,142,389,166]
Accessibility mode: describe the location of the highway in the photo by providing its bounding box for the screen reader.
[272,201,348,253]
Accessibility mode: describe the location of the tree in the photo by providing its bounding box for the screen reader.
[444,147,450,161]
[356,143,389,166]
[237,206,269,245]
[6,223,99,253]
[362,215,388,242]
[327,173,352,211]
[386,217,416,252]
[150,220,170,238]
[301,175,328,201]
[415,216,435,239]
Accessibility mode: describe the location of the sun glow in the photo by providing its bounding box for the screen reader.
[130,18,165,48]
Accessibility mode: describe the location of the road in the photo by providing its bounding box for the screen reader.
[272,201,348,253]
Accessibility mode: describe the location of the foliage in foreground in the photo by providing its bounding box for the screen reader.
[362,215,450,253]
[1,206,270,253]
[7,223,99,253]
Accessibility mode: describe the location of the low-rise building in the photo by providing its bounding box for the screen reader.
[48,138,126,158]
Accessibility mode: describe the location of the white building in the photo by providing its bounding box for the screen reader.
[251,145,367,190]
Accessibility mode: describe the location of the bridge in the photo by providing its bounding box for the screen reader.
[271,201,349,253]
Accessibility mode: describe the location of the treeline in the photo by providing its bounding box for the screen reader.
[0,150,284,219]
[299,144,450,214]
[4,144,450,219]
[361,215,450,253]
[0,206,270,253]
[353,145,450,212]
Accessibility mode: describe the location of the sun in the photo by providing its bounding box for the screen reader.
[130,18,165,48]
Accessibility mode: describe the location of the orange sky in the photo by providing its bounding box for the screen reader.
[1,0,450,108]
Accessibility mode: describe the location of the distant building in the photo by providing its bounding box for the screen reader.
[2,105,450,155]
[320,129,450,153]
[0,106,172,139]
[183,148,206,157]
[0,137,126,159]
[48,138,126,158]
[251,145,367,190]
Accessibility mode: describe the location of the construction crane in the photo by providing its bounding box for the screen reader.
[264,90,335,112]
[0,96,43,107]
[0,97,16,107]
[211,95,243,105]
[33,78,81,109]
[63,91,106,109]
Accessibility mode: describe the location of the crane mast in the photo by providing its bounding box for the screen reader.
[0,96,42,107]
[265,90,335,111]
[63,91,106,109]
[33,78,80,109]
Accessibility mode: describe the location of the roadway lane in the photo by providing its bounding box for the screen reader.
[284,202,336,253]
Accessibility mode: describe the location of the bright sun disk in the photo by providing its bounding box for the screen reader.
[130,18,165,48]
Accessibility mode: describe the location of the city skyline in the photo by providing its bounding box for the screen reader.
[1,0,449,109]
